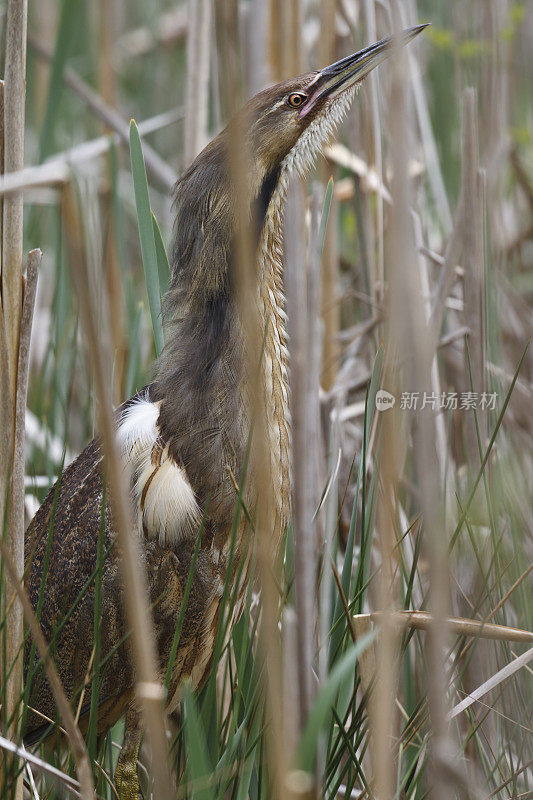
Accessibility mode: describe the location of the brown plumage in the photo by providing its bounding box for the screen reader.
[23,26,426,797]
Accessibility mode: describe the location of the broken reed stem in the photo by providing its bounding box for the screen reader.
[0,537,95,800]
[62,184,174,800]
[354,612,533,645]
[28,33,176,193]
[183,0,211,166]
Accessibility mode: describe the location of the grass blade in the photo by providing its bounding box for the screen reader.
[129,119,164,356]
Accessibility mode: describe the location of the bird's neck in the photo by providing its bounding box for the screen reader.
[152,167,291,537]
[256,180,292,543]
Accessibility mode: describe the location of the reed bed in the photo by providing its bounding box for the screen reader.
[0,0,532,798]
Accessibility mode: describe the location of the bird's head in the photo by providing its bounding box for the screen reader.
[170,24,427,304]
[240,23,428,202]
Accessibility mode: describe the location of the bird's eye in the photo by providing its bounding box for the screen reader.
[288,92,306,108]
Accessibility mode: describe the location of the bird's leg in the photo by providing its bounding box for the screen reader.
[114,703,143,800]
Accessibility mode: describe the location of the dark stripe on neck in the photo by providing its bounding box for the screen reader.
[252,164,282,245]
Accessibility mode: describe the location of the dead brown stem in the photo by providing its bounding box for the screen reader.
[354,612,533,645]
[183,0,211,166]
[63,184,174,800]
[1,4,28,796]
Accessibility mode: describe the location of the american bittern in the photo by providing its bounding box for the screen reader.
[23,25,426,798]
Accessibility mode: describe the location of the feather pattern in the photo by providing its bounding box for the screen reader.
[117,391,201,545]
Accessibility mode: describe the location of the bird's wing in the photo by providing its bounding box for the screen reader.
[23,387,202,743]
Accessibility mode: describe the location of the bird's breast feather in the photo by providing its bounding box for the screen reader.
[117,392,201,546]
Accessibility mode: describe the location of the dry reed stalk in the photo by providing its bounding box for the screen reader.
[448,646,533,722]
[367,11,415,799]
[285,178,317,733]
[62,185,174,800]
[352,614,376,695]
[32,0,56,123]
[2,0,26,398]
[0,320,14,799]
[218,2,288,795]
[389,11,451,796]
[282,608,300,759]
[324,143,392,202]
[285,769,315,800]
[183,0,211,166]
[279,0,302,79]
[268,0,283,81]
[393,20,454,800]
[363,0,385,301]
[1,248,86,800]
[246,0,269,95]
[461,88,486,455]
[0,70,8,607]
[412,212,448,484]
[1,4,28,796]
[97,0,123,405]
[282,0,317,749]
[370,420,400,800]
[0,76,8,573]
[319,0,339,394]
[98,0,116,107]
[0,107,183,197]
[320,189,340,393]
[405,0,452,234]
[354,612,533,644]
[28,34,176,192]
[0,80,4,247]
[7,247,40,635]
[429,212,467,405]
[0,733,81,793]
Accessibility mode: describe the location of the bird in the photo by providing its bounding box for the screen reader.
[23,24,427,798]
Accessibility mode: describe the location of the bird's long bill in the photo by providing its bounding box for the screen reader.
[299,23,429,118]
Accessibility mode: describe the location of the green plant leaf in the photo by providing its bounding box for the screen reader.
[152,212,170,297]
[296,629,376,772]
[183,683,216,800]
[129,119,164,356]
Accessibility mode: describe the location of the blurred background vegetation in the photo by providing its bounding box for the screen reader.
[0,0,532,797]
